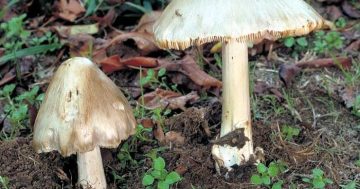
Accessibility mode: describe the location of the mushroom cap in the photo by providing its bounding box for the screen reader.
[33,57,136,156]
[154,0,326,50]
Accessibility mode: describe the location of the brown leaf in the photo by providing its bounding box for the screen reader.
[100,56,159,73]
[278,64,301,87]
[325,5,343,21]
[109,32,159,56]
[279,57,352,87]
[345,39,360,52]
[140,88,199,110]
[153,124,165,144]
[296,57,352,70]
[159,56,222,89]
[100,55,124,73]
[140,118,154,129]
[91,8,116,28]
[254,81,284,101]
[54,0,85,22]
[342,1,360,19]
[28,104,37,131]
[165,131,185,146]
[122,57,158,68]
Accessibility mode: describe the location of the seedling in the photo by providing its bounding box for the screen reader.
[302,168,333,189]
[0,176,9,189]
[335,17,346,29]
[340,180,359,189]
[140,68,171,90]
[142,156,181,189]
[117,142,138,169]
[0,84,43,140]
[283,37,309,58]
[313,31,344,54]
[251,161,287,189]
[281,125,301,141]
[117,124,153,169]
[0,14,62,65]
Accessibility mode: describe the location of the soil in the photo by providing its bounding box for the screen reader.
[0,138,73,188]
[1,81,358,189]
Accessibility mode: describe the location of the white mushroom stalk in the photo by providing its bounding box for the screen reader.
[211,40,253,171]
[78,147,107,188]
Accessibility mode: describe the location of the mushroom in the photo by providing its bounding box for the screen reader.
[32,57,136,188]
[154,0,325,172]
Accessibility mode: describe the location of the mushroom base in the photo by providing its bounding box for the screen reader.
[77,146,107,189]
[211,40,254,173]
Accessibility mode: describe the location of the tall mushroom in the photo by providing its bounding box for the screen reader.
[154,0,325,172]
[33,57,136,188]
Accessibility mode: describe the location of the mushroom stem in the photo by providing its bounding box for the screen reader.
[77,146,107,189]
[212,39,254,172]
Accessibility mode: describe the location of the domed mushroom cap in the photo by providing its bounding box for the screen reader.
[33,57,136,156]
[154,0,326,50]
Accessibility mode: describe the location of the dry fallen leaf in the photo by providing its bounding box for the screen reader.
[278,64,302,87]
[100,56,159,73]
[91,8,116,29]
[140,118,154,129]
[342,1,360,19]
[153,124,165,144]
[279,57,352,87]
[254,81,284,101]
[159,56,222,89]
[296,57,352,70]
[345,39,360,52]
[109,32,159,56]
[54,0,85,22]
[53,24,99,38]
[140,88,199,111]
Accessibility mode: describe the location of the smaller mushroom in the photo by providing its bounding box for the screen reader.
[33,57,136,189]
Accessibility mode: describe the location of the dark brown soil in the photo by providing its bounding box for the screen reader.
[0,82,359,189]
[0,138,73,189]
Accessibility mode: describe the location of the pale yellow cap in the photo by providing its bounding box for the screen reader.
[33,57,136,156]
[154,0,325,50]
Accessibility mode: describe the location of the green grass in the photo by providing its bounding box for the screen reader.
[0,84,43,140]
[0,14,62,66]
[0,176,9,189]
